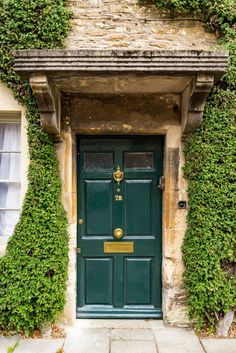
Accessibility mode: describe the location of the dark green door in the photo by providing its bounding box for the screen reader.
[77,137,163,318]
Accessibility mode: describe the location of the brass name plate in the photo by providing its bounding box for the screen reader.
[104,242,134,254]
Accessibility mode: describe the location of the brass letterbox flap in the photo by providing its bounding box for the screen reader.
[104,242,134,254]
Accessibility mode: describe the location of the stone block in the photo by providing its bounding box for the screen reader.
[0,336,19,353]
[64,328,109,353]
[154,328,204,353]
[111,340,157,353]
[14,339,64,353]
[201,339,236,353]
[111,328,154,341]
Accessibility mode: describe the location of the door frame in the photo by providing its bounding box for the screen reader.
[55,126,187,325]
[76,135,164,318]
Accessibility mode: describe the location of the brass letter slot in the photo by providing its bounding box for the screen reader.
[104,242,134,254]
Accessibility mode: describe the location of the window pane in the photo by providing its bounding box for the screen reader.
[0,152,21,180]
[124,152,154,169]
[0,182,21,208]
[0,124,21,151]
[0,210,20,236]
[83,152,113,170]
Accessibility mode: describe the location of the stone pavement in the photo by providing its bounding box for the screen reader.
[0,320,235,353]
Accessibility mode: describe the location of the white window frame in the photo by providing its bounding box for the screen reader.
[0,112,21,245]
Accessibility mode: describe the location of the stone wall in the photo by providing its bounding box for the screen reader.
[67,0,217,50]
[63,93,180,134]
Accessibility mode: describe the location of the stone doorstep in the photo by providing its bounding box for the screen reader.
[75,318,165,329]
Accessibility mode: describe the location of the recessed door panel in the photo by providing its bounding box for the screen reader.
[125,258,152,305]
[85,258,113,304]
[124,180,152,235]
[77,137,163,318]
[85,180,113,235]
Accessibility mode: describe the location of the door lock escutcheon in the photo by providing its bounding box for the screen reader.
[113,228,124,239]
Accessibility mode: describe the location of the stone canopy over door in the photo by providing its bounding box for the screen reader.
[14,49,228,324]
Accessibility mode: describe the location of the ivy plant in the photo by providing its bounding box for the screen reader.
[0,1,70,334]
[144,0,236,330]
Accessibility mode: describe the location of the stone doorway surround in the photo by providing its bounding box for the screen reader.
[14,49,228,325]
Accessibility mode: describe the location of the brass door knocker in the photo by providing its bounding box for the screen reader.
[113,166,124,185]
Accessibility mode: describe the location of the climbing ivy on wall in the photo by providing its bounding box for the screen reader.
[0,1,70,334]
[144,0,236,330]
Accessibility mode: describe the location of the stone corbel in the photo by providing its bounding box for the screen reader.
[181,74,214,137]
[30,74,61,139]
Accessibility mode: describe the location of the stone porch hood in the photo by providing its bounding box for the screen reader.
[14,49,228,139]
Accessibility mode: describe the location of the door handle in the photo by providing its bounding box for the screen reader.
[114,228,124,239]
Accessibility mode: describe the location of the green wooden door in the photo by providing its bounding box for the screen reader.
[77,137,163,318]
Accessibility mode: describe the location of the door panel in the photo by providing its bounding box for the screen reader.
[85,180,113,235]
[77,137,163,318]
[85,258,113,305]
[125,258,152,305]
[124,180,152,235]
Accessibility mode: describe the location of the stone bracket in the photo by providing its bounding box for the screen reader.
[30,74,61,139]
[181,74,214,136]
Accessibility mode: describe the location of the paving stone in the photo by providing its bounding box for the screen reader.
[111,340,157,353]
[154,328,205,353]
[111,328,154,341]
[0,336,19,353]
[64,328,109,353]
[148,320,165,329]
[201,338,236,353]
[14,339,64,353]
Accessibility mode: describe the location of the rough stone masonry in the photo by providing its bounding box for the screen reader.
[67,0,217,50]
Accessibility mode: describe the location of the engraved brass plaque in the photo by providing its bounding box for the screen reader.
[104,242,134,253]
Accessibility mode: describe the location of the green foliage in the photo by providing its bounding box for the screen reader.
[183,90,236,329]
[145,0,236,329]
[0,1,70,334]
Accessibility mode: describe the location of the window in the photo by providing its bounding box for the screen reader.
[83,152,113,170]
[0,118,21,243]
[124,152,154,169]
